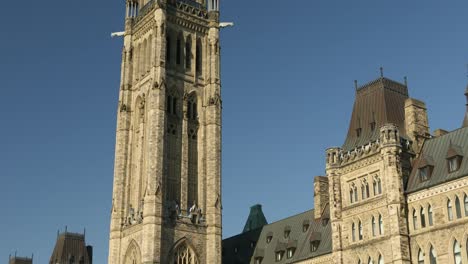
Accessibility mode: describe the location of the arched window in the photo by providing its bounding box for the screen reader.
[352,222,356,242]
[455,196,462,219]
[430,246,437,264]
[368,257,373,264]
[464,194,468,217]
[448,200,454,221]
[421,207,426,228]
[166,36,171,63]
[187,94,198,207]
[453,240,462,264]
[185,38,192,70]
[373,177,382,195]
[173,243,199,264]
[413,209,418,230]
[358,259,362,264]
[378,255,383,264]
[361,181,369,199]
[378,214,383,235]
[350,187,354,204]
[354,185,358,202]
[428,205,433,226]
[372,216,376,237]
[418,249,424,264]
[176,35,182,65]
[195,38,202,75]
[358,221,363,240]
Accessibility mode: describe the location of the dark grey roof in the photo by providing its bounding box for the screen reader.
[249,208,332,264]
[9,257,32,264]
[243,204,268,233]
[406,127,468,193]
[343,77,409,151]
[49,232,92,264]
[222,228,263,264]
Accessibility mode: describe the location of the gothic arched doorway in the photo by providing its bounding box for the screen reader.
[123,240,141,264]
[172,241,199,264]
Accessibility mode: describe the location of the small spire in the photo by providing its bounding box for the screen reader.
[380,67,384,78]
[354,80,358,90]
[404,76,408,86]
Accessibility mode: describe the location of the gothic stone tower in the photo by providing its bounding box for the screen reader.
[108,0,222,263]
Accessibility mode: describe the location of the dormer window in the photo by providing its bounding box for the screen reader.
[266,234,273,244]
[418,166,432,182]
[448,156,461,173]
[356,128,362,137]
[275,251,284,262]
[303,220,310,232]
[254,257,263,264]
[284,227,291,238]
[287,248,295,259]
[310,240,320,252]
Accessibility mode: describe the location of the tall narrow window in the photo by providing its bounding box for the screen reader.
[354,185,358,202]
[368,257,373,264]
[421,207,426,228]
[372,216,376,237]
[428,205,433,226]
[187,95,199,207]
[166,36,171,63]
[430,246,437,264]
[176,36,182,65]
[185,38,192,70]
[453,240,462,264]
[352,223,356,242]
[350,188,354,204]
[455,196,462,219]
[378,214,383,235]
[358,221,363,240]
[373,177,381,195]
[196,38,202,75]
[448,200,454,221]
[378,255,383,264]
[418,249,424,264]
[464,194,468,216]
[413,209,418,230]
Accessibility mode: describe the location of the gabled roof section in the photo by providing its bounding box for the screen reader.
[406,127,468,193]
[343,77,409,151]
[242,204,268,233]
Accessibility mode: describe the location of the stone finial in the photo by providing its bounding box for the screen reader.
[463,83,468,127]
[326,147,341,168]
[380,67,384,78]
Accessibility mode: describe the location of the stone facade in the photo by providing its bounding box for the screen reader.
[108,0,222,263]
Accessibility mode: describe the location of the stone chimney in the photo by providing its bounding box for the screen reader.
[314,176,329,220]
[433,129,449,137]
[463,85,468,128]
[404,98,430,153]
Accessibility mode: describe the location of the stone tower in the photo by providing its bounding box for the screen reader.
[108,0,222,263]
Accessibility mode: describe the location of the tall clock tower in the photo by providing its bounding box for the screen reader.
[108,0,222,263]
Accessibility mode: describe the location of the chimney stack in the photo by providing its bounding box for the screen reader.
[314,176,329,219]
[404,98,430,153]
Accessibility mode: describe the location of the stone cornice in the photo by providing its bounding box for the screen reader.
[407,177,468,202]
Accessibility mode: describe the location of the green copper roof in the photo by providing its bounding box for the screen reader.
[243,204,268,233]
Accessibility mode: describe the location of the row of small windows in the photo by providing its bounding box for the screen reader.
[166,95,199,120]
[418,154,463,182]
[357,255,384,264]
[412,205,434,230]
[447,195,468,221]
[351,215,384,242]
[166,35,203,74]
[416,240,466,264]
[349,177,382,204]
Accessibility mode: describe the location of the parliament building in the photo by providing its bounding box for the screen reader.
[106,0,468,263]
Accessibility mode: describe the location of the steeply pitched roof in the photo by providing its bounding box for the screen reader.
[9,257,32,264]
[222,228,263,264]
[250,208,332,264]
[49,232,92,264]
[406,127,468,193]
[243,204,268,233]
[343,77,408,151]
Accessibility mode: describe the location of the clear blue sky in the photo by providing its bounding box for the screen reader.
[1,0,467,263]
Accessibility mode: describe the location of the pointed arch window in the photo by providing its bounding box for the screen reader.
[173,243,199,264]
[350,187,355,204]
[187,94,199,207]
[372,216,376,237]
[418,249,424,264]
[430,246,437,264]
[378,214,383,235]
[378,255,383,264]
[413,209,418,230]
[361,181,369,199]
[358,221,363,240]
[354,185,358,202]
[453,240,462,264]
[352,222,356,242]
[455,196,462,219]
[358,259,362,264]
[448,200,454,221]
[428,205,433,226]
[195,38,202,75]
[373,177,382,195]
[420,207,426,228]
[176,35,182,65]
[185,38,192,70]
[368,257,373,264]
[464,194,468,216]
